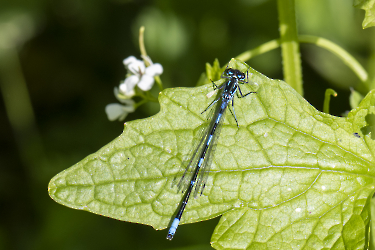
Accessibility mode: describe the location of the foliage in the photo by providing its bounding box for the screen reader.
[1,0,374,249]
[50,58,375,249]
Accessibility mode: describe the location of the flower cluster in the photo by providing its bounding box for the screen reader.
[105,56,163,121]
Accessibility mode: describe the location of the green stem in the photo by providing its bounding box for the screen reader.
[277,0,303,95]
[323,88,337,114]
[134,99,148,109]
[238,35,368,86]
[236,39,281,62]
[139,26,148,66]
[138,26,163,91]
[145,91,159,103]
[299,35,368,83]
[136,89,158,103]
[154,75,163,91]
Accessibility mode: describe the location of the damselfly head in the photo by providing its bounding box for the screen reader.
[224,68,246,80]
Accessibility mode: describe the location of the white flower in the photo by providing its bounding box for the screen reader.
[119,56,163,97]
[105,55,162,122]
[105,99,135,121]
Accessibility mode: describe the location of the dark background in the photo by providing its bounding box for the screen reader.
[0,0,373,249]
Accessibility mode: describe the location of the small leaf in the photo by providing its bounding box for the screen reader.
[354,0,375,29]
[49,59,375,249]
[197,59,223,87]
[350,88,364,109]
[206,59,225,81]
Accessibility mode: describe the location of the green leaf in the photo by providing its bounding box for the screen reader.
[350,88,364,109]
[49,59,375,249]
[196,58,225,87]
[354,0,375,29]
[206,58,225,82]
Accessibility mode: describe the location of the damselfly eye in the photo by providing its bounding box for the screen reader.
[226,68,235,76]
[230,69,244,79]
[238,73,246,80]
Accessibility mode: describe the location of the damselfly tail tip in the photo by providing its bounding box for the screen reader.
[167,218,179,240]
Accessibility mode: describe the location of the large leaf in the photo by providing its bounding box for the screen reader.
[48,59,375,249]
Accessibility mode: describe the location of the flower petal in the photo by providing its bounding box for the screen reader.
[123,56,137,66]
[118,98,136,106]
[145,63,163,77]
[119,75,139,97]
[105,103,126,121]
[137,75,154,91]
[105,103,135,121]
[141,55,153,65]
[127,60,145,75]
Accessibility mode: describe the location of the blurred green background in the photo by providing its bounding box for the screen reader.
[0,0,373,249]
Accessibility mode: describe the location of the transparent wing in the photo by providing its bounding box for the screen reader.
[175,82,230,195]
[176,125,209,193]
[175,98,217,193]
[193,102,228,197]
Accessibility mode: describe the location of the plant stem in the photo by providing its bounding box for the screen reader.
[138,26,163,91]
[299,35,368,83]
[139,26,148,65]
[236,39,281,62]
[238,35,368,87]
[323,88,337,114]
[277,0,303,95]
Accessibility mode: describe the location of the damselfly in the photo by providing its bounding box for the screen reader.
[166,61,256,240]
